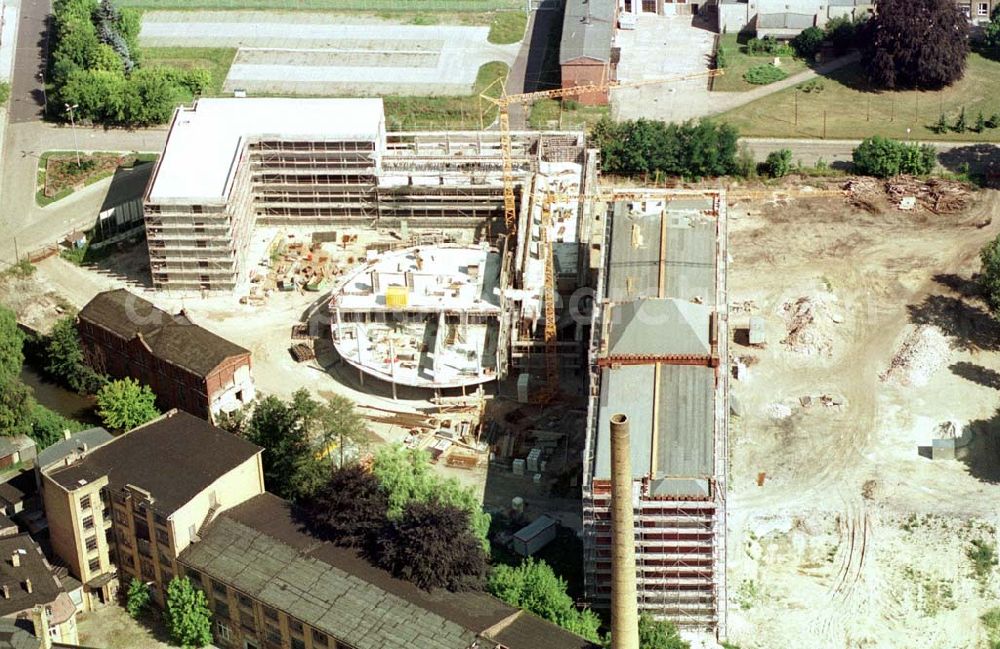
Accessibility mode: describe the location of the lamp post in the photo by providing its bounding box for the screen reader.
[65,103,81,168]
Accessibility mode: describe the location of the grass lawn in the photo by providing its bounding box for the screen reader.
[383,61,508,129]
[529,99,609,131]
[718,53,1000,141]
[488,10,526,44]
[115,0,520,10]
[713,34,808,92]
[143,47,237,97]
[36,151,159,207]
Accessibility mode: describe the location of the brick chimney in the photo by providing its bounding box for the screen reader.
[10,551,19,568]
[62,429,72,441]
[2,584,9,599]
[609,413,639,649]
[31,605,52,649]
[24,578,32,594]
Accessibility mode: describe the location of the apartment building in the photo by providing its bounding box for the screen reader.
[77,289,254,421]
[40,410,264,611]
[180,493,597,649]
[582,193,728,633]
[143,98,588,293]
[0,535,78,646]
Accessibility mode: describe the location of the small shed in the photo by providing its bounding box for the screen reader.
[512,515,558,557]
[748,316,766,345]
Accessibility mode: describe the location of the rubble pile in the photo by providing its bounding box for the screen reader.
[780,295,838,356]
[843,176,972,214]
[880,325,951,387]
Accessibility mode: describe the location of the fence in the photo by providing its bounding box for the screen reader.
[116,0,523,10]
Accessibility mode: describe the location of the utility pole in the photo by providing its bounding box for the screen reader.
[823,110,827,140]
[65,104,81,168]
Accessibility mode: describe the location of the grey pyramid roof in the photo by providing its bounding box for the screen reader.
[606,298,711,357]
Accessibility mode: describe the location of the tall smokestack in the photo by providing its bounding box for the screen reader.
[609,413,639,649]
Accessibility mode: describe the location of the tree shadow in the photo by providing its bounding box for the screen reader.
[907,294,1000,352]
[950,361,1000,389]
[959,408,1000,484]
[938,144,1000,180]
[933,273,983,301]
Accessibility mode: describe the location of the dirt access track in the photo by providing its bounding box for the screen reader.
[724,182,1000,648]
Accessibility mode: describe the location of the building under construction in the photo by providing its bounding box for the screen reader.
[582,191,729,634]
[143,98,589,294]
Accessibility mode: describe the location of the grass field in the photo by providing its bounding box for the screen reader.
[529,99,609,131]
[116,0,520,10]
[36,151,158,207]
[718,53,1000,141]
[382,61,508,129]
[143,47,237,97]
[713,34,808,92]
[488,10,526,44]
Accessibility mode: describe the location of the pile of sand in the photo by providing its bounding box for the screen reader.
[780,294,840,356]
[880,325,951,387]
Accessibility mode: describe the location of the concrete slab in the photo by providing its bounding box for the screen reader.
[139,11,520,96]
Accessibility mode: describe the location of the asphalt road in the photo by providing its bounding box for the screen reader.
[10,0,51,123]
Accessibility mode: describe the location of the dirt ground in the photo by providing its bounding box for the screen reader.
[724,182,1000,648]
[77,606,186,649]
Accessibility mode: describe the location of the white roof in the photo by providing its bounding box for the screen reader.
[148,98,385,202]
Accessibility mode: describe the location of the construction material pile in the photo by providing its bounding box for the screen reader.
[780,295,839,356]
[879,325,951,387]
[843,176,972,214]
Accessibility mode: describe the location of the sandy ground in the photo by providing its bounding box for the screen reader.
[724,184,1000,648]
[139,11,520,96]
[77,606,188,649]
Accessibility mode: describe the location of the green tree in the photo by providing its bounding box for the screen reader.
[976,111,987,133]
[488,558,601,642]
[764,149,793,178]
[312,393,369,467]
[980,234,1000,312]
[0,306,24,382]
[29,404,84,449]
[934,113,948,134]
[125,577,150,620]
[44,317,105,394]
[637,615,689,649]
[95,378,159,431]
[165,577,212,648]
[0,378,34,437]
[955,106,968,133]
[791,26,824,59]
[371,444,490,545]
[851,136,935,178]
[985,5,1000,51]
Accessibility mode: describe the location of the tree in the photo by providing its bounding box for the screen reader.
[95,378,159,431]
[985,4,1000,51]
[792,26,824,59]
[763,149,793,178]
[165,577,212,648]
[244,390,336,502]
[976,111,986,133]
[955,107,968,133]
[313,393,369,467]
[369,500,487,591]
[851,136,936,178]
[0,306,24,382]
[637,615,689,649]
[44,317,105,394]
[980,234,1000,312]
[590,118,739,179]
[29,404,84,449]
[125,577,150,620]
[488,558,601,643]
[301,464,388,547]
[864,0,969,90]
[371,444,490,545]
[934,113,948,134]
[0,378,34,438]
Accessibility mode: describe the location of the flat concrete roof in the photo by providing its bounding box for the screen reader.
[148,97,385,203]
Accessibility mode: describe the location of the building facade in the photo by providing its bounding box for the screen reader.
[40,410,264,611]
[582,192,729,635]
[77,289,254,421]
[560,0,617,105]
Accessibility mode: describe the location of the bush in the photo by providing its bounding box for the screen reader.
[746,35,792,56]
[715,42,729,69]
[851,136,936,178]
[968,539,998,580]
[743,64,788,85]
[825,15,866,55]
[792,26,824,59]
[29,404,84,450]
[764,149,793,178]
[592,117,740,178]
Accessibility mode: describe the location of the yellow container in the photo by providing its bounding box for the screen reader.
[385,285,409,308]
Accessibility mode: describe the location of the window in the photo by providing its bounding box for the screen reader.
[141,559,155,581]
[215,621,232,642]
[119,553,134,568]
[312,631,329,647]
[263,606,278,622]
[185,568,203,584]
[980,2,989,15]
[85,536,98,553]
[82,516,94,530]
[88,558,100,572]
[289,619,303,635]
[237,593,252,609]
[155,528,169,545]
[211,579,228,598]
[114,510,128,525]
[159,551,172,567]
[80,495,91,510]
[214,599,230,620]
[265,625,281,644]
[162,570,173,584]
[291,639,305,649]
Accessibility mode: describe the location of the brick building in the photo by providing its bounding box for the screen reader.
[559,0,618,105]
[77,289,254,421]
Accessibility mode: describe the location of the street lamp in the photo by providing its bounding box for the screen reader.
[65,103,81,168]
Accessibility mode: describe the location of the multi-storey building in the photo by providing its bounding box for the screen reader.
[77,289,255,421]
[40,410,264,610]
[39,410,598,649]
[582,192,729,634]
[143,98,588,293]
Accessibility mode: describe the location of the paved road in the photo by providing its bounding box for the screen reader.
[9,0,50,123]
[0,122,166,266]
